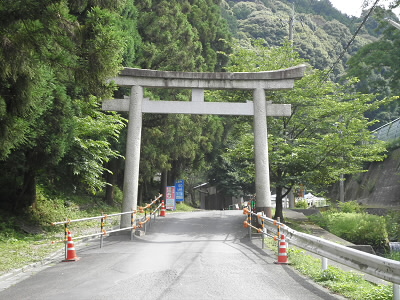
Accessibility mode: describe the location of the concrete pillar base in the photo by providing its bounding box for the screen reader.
[256,207,273,219]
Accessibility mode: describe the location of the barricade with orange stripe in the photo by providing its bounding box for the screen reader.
[243,206,289,264]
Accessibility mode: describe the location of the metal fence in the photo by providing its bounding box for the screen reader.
[51,194,163,257]
[373,117,400,142]
[243,208,400,300]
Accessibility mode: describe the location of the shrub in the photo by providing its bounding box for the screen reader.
[325,212,388,247]
[295,199,308,209]
[385,251,400,261]
[338,200,364,213]
[385,210,400,242]
[316,266,349,282]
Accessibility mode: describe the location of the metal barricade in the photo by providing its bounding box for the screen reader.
[52,194,163,258]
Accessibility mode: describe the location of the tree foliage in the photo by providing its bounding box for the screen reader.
[0,0,133,210]
[221,0,379,79]
[346,15,400,126]
[135,0,231,72]
[131,0,232,200]
[219,41,394,220]
[1,0,396,217]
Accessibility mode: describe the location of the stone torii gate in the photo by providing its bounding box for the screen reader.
[103,65,306,227]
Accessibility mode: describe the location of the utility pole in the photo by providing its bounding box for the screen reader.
[337,117,345,202]
[339,174,345,202]
[287,3,295,208]
[289,4,295,44]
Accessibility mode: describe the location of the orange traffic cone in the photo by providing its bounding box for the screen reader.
[63,231,80,262]
[275,234,289,264]
[160,200,166,217]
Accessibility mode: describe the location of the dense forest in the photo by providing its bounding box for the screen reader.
[1,0,400,220]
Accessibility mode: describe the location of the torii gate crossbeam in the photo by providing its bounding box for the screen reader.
[103,65,306,227]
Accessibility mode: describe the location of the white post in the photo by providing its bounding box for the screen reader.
[394,284,400,300]
[288,190,295,208]
[121,85,143,228]
[321,257,328,271]
[253,88,272,218]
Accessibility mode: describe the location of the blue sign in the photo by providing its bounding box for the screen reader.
[175,179,184,202]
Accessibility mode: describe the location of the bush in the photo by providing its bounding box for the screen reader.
[316,266,349,282]
[338,200,364,213]
[385,251,400,261]
[325,212,388,248]
[295,199,308,209]
[29,185,121,232]
[386,210,400,242]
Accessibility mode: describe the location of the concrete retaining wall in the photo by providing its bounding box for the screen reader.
[330,148,400,207]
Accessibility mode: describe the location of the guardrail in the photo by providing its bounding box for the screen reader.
[243,208,400,300]
[52,194,163,259]
[373,117,400,142]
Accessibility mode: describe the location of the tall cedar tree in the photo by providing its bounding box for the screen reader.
[132,0,231,200]
[0,0,131,211]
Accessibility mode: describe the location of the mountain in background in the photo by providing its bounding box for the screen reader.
[221,0,382,79]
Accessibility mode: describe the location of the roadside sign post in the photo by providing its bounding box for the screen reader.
[166,186,176,210]
[175,180,184,203]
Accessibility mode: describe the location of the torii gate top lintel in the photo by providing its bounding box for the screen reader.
[111,64,307,89]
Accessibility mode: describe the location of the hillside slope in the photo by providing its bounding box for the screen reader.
[331,148,400,207]
[221,0,379,78]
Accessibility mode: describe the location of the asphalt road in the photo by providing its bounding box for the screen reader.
[0,210,345,300]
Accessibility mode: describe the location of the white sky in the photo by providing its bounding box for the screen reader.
[329,0,397,17]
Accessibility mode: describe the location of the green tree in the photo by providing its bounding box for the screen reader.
[52,97,126,195]
[346,18,400,126]
[132,0,232,199]
[135,0,204,71]
[220,41,393,221]
[0,0,132,211]
[207,119,256,197]
[188,0,232,71]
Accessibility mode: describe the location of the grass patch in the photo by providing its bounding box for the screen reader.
[264,238,394,300]
[0,214,68,275]
[172,202,200,212]
[385,251,400,261]
[0,235,64,274]
[0,187,122,276]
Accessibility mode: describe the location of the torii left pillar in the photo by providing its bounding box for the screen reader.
[104,66,306,227]
[122,86,143,219]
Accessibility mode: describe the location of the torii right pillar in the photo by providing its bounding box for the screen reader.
[253,88,273,218]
